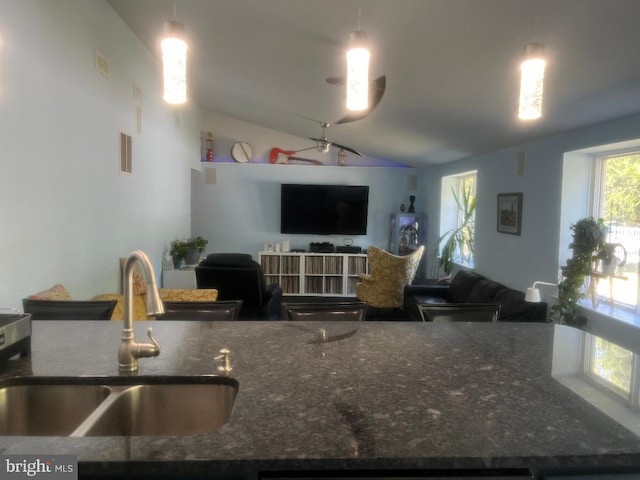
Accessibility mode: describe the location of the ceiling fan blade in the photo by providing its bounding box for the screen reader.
[331,142,362,157]
[335,75,386,125]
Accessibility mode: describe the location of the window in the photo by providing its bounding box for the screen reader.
[439,171,476,268]
[591,152,640,315]
[585,335,634,398]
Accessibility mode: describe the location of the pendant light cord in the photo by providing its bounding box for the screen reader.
[532,0,538,41]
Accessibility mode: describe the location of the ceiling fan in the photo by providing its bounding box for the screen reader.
[268,122,361,166]
[325,75,387,124]
[306,122,361,156]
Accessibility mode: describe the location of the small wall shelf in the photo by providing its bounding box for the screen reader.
[259,252,369,296]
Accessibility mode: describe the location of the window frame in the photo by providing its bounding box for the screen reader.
[589,149,640,316]
[439,170,477,268]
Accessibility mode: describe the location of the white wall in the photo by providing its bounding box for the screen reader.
[191,162,421,258]
[0,0,201,308]
[423,113,640,293]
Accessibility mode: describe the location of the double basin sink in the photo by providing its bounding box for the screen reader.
[0,375,239,437]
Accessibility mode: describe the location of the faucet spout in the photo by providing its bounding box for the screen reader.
[118,250,164,373]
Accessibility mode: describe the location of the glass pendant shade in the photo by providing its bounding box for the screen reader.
[346,30,370,112]
[161,20,187,105]
[518,42,545,120]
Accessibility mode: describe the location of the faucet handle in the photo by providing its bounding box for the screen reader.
[214,348,232,374]
[146,327,160,352]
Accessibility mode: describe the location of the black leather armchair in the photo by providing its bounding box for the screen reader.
[195,253,282,320]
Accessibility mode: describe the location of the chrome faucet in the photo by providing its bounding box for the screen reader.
[118,250,163,372]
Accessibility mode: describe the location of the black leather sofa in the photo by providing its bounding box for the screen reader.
[195,253,282,320]
[404,270,547,322]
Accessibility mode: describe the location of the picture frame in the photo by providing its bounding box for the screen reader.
[497,193,523,235]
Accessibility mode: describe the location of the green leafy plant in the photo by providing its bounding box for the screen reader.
[186,236,208,252]
[170,240,189,260]
[551,217,607,326]
[170,236,208,260]
[435,186,476,276]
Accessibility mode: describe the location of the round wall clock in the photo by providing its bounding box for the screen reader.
[231,142,252,163]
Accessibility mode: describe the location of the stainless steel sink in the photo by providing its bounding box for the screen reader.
[0,383,111,436]
[0,376,239,437]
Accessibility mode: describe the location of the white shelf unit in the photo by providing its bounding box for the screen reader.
[259,252,369,296]
[162,268,197,289]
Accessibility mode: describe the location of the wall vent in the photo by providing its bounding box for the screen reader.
[95,49,109,77]
[120,132,132,174]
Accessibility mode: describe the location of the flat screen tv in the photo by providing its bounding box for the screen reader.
[280,184,369,235]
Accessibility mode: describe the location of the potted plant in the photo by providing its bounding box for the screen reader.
[170,240,190,269]
[595,242,627,275]
[435,186,476,277]
[551,217,607,326]
[184,236,209,265]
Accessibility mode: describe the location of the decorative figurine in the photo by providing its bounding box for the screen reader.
[408,195,416,213]
[400,203,406,212]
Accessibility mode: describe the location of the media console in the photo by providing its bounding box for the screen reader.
[259,252,369,296]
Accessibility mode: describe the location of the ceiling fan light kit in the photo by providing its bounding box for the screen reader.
[346,30,370,111]
[161,19,187,105]
[518,42,545,120]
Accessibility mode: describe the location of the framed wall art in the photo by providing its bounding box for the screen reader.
[497,193,523,235]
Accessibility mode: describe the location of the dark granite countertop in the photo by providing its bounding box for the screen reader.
[2,320,640,478]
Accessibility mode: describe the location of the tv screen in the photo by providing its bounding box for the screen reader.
[280,184,369,235]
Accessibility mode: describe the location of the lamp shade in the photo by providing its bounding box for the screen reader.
[525,287,541,303]
[518,42,545,120]
[346,30,370,111]
[161,20,187,105]
[525,281,557,303]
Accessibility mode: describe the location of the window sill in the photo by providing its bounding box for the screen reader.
[577,300,640,354]
[579,299,640,328]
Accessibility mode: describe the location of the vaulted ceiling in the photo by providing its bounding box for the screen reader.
[107,0,640,167]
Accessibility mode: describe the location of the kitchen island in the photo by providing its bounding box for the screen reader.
[2,320,640,479]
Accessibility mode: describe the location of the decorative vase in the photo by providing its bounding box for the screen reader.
[184,248,202,266]
[172,256,185,269]
[408,195,416,213]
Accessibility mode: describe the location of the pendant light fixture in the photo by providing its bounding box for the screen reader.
[518,1,545,120]
[346,5,370,112]
[161,12,187,105]
[518,42,545,120]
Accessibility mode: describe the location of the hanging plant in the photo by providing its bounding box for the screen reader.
[551,217,607,326]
